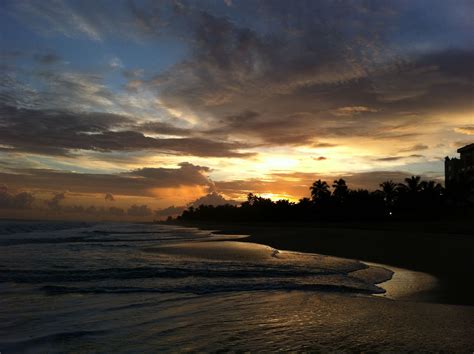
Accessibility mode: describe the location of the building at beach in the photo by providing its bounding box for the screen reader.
[445,143,474,203]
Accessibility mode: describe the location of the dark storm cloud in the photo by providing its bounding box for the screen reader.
[0,104,252,157]
[0,163,213,197]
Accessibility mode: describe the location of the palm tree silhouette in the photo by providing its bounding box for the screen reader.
[399,176,422,194]
[406,176,422,192]
[332,178,348,203]
[420,180,442,192]
[380,180,397,206]
[310,180,330,203]
[420,180,444,200]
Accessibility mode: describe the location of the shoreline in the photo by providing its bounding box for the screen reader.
[168,220,474,306]
[363,262,439,302]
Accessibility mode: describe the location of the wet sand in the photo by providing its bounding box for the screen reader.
[146,235,443,303]
[170,220,474,306]
[366,262,439,302]
[140,238,474,351]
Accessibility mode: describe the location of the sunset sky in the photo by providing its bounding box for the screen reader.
[1,0,473,220]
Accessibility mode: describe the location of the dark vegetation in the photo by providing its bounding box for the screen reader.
[172,176,466,223]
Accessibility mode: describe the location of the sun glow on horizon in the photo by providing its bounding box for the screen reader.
[259,193,299,202]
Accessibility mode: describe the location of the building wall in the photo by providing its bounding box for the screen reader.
[446,143,474,204]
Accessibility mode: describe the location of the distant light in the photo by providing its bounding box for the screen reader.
[389,212,393,216]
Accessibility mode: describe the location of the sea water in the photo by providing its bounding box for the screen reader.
[0,220,473,352]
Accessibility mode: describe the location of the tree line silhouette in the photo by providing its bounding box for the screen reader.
[173,176,459,223]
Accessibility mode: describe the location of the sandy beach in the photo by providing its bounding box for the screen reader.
[149,238,439,302]
[172,220,474,306]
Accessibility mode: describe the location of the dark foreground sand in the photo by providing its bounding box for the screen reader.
[172,220,474,306]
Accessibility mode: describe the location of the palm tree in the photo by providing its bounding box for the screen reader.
[420,180,442,192]
[420,180,444,200]
[332,178,348,203]
[310,180,330,203]
[404,176,422,193]
[380,180,397,206]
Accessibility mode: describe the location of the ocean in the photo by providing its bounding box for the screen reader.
[1,220,473,352]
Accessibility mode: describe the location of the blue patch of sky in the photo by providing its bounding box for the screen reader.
[378,159,444,177]
[26,154,128,174]
[383,1,474,54]
[100,36,189,92]
[1,6,189,93]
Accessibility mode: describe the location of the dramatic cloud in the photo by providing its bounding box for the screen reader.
[155,48,474,148]
[146,4,474,148]
[0,104,252,157]
[0,163,213,197]
[0,0,472,218]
